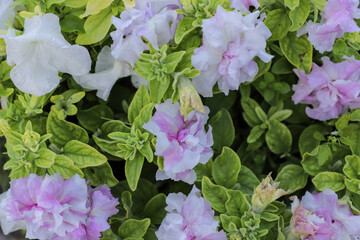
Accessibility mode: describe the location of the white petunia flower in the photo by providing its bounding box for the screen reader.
[3,13,92,96]
[74,46,131,100]
[0,0,16,30]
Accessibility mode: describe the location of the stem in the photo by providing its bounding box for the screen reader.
[0,97,8,109]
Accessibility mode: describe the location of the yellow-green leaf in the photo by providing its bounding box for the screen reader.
[80,0,113,18]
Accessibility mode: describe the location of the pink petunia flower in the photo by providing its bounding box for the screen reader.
[191,6,272,97]
[0,174,119,240]
[292,56,360,121]
[143,99,213,184]
[289,189,360,239]
[110,0,180,66]
[298,0,360,53]
[155,186,227,240]
[230,0,260,13]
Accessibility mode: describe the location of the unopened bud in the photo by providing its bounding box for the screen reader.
[178,76,205,119]
[251,174,290,213]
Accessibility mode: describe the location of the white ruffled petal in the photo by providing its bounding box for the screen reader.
[9,44,60,96]
[74,46,130,100]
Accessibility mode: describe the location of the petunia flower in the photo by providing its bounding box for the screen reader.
[191,6,273,97]
[0,0,16,30]
[0,173,119,240]
[156,186,227,240]
[287,189,360,240]
[3,13,91,96]
[73,46,131,100]
[292,56,360,121]
[143,99,213,184]
[110,0,180,67]
[230,0,260,13]
[297,0,360,53]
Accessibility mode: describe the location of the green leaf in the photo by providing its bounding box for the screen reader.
[77,104,114,131]
[60,15,85,33]
[63,140,107,168]
[298,124,330,156]
[121,191,133,217]
[254,56,272,80]
[163,51,186,73]
[345,178,360,194]
[76,7,112,45]
[194,159,213,182]
[132,103,154,131]
[336,113,351,130]
[46,0,65,8]
[0,85,13,97]
[312,172,345,192]
[149,76,170,103]
[83,162,118,187]
[264,9,292,41]
[333,39,348,56]
[265,120,292,154]
[241,98,262,127]
[139,141,153,163]
[47,111,89,148]
[340,124,360,155]
[174,17,197,44]
[212,147,241,188]
[343,155,360,179]
[35,149,56,168]
[225,189,250,216]
[275,164,308,192]
[269,110,292,122]
[288,0,310,31]
[101,120,131,137]
[143,193,167,224]
[125,153,145,191]
[311,0,326,10]
[93,136,122,158]
[237,166,260,194]
[247,125,266,144]
[118,218,150,239]
[220,214,241,232]
[301,145,334,176]
[128,85,151,124]
[261,212,279,222]
[48,155,84,179]
[255,106,267,122]
[350,109,360,121]
[201,176,228,213]
[284,0,299,9]
[317,144,332,166]
[209,108,235,153]
[279,32,313,74]
[9,165,31,180]
[80,0,113,18]
[64,0,88,8]
[270,57,294,74]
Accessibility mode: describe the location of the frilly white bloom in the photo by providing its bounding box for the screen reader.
[191,6,273,97]
[110,0,180,66]
[3,13,91,96]
[156,186,227,240]
[73,46,131,100]
[0,0,16,30]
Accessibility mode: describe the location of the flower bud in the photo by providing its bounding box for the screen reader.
[178,76,205,118]
[22,130,40,152]
[251,174,290,213]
